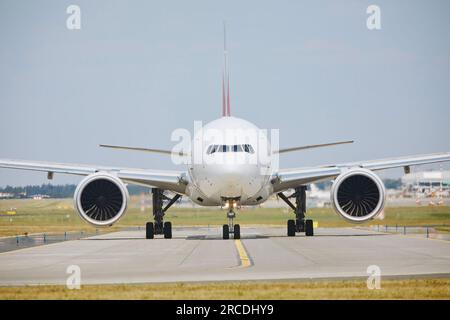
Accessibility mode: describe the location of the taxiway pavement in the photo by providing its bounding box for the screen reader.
[0,227,449,285]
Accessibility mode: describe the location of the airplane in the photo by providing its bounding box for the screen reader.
[1,25,450,240]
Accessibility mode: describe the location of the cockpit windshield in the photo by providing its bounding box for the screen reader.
[206,144,255,154]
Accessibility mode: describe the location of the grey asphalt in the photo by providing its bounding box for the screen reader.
[0,227,449,286]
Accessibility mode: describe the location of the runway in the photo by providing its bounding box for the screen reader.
[0,227,449,286]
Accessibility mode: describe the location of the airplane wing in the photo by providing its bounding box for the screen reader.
[0,159,187,194]
[99,144,188,157]
[272,151,450,192]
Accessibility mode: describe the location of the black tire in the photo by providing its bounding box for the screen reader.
[164,221,172,239]
[146,222,154,239]
[234,224,241,239]
[305,219,314,237]
[287,219,296,237]
[223,224,230,240]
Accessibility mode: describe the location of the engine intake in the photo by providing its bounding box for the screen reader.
[74,173,129,227]
[330,168,385,223]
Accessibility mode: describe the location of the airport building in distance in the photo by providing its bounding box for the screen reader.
[402,171,450,194]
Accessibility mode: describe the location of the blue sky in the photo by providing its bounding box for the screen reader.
[1,0,449,186]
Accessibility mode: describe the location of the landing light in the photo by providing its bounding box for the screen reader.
[223,201,238,209]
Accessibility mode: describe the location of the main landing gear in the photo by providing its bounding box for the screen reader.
[277,186,314,237]
[146,188,181,239]
[222,199,241,240]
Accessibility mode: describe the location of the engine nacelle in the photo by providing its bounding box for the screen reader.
[74,173,129,227]
[330,168,385,223]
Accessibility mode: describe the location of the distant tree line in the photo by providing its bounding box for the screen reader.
[383,178,402,190]
[314,181,332,190]
[0,184,150,198]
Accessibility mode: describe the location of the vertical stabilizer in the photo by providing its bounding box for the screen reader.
[222,22,231,117]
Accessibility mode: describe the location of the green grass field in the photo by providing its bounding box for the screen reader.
[0,197,449,237]
[0,278,449,299]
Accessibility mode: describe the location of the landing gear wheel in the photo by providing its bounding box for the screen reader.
[234,224,241,239]
[155,222,164,235]
[278,186,312,238]
[296,219,304,232]
[287,219,296,237]
[223,224,230,240]
[146,222,154,239]
[305,219,314,237]
[163,221,172,239]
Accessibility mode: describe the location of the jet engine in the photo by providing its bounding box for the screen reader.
[74,173,129,227]
[330,168,385,223]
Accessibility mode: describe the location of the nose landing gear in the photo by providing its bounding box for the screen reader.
[278,186,314,237]
[222,199,241,240]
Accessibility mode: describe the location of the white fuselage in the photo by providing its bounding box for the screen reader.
[186,117,274,206]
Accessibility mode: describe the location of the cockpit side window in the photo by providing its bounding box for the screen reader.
[243,144,255,154]
[206,145,217,154]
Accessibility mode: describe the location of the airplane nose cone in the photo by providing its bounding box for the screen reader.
[193,162,265,200]
[217,164,262,198]
[216,166,243,197]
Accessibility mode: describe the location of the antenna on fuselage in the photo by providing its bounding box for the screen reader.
[222,21,231,117]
